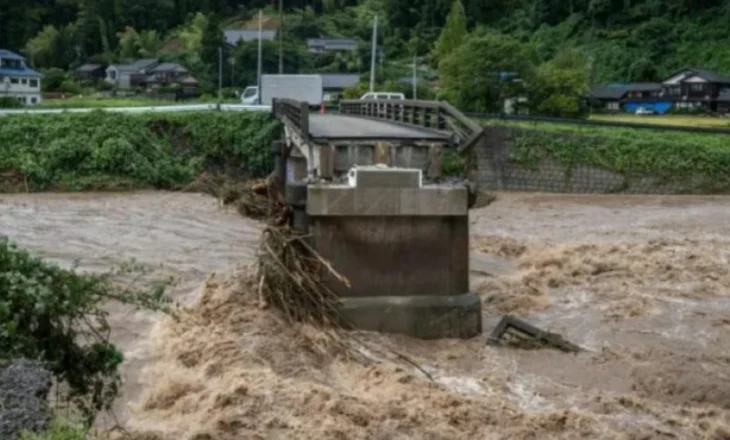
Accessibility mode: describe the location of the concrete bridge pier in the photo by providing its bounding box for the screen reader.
[306,169,481,339]
[273,98,485,339]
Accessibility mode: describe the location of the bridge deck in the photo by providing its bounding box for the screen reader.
[308,114,449,141]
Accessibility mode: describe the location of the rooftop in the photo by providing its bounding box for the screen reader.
[111,58,159,72]
[589,84,630,100]
[224,30,277,45]
[150,62,188,73]
[0,66,42,78]
[307,38,358,52]
[320,73,360,89]
[76,63,104,72]
[670,68,730,84]
[0,49,25,61]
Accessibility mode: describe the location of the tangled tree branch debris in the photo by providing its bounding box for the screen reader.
[249,175,348,326]
[201,174,433,378]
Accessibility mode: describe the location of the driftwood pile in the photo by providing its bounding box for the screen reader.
[252,176,350,326]
[188,173,349,326]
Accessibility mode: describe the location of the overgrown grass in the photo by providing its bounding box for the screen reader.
[20,417,87,440]
[589,113,730,128]
[0,111,280,192]
[485,120,730,193]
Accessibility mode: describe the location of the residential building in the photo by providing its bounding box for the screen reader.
[320,73,360,101]
[74,63,107,81]
[589,68,730,114]
[105,58,159,89]
[307,38,358,54]
[0,49,42,105]
[224,30,277,47]
[142,62,198,97]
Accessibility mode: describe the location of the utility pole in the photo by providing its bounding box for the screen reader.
[369,14,378,93]
[412,55,417,100]
[278,0,283,74]
[257,9,263,104]
[218,46,222,101]
[230,57,236,88]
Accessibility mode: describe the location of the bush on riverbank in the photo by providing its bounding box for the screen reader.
[0,111,280,192]
[0,236,172,424]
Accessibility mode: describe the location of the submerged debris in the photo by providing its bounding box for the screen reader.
[183,173,278,221]
[487,315,583,353]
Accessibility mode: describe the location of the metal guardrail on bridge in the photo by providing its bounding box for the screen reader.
[338,99,484,152]
[272,99,310,142]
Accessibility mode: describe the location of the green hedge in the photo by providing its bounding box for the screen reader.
[0,111,280,191]
[490,121,730,193]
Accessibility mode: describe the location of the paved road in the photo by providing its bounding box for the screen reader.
[309,114,449,140]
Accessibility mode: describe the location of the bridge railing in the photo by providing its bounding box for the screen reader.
[272,98,310,140]
[339,99,484,152]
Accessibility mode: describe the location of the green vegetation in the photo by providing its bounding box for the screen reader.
[589,114,730,128]
[0,111,279,191]
[8,0,727,115]
[0,97,23,109]
[487,120,730,192]
[0,237,171,422]
[20,418,87,440]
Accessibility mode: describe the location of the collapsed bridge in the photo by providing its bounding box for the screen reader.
[271,98,486,339]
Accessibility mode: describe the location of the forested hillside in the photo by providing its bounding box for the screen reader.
[3,0,730,113]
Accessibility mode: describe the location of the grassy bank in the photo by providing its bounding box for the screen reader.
[486,120,730,193]
[0,111,280,192]
[589,113,730,128]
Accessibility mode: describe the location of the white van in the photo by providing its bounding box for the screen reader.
[360,92,405,100]
[240,86,259,105]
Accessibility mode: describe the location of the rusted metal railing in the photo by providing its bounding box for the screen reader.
[339,99,484,152]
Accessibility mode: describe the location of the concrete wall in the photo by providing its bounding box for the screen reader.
[309,216,469,298]
[476,126,690,194]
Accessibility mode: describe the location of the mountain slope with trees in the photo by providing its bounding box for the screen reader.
[3,0,730,113]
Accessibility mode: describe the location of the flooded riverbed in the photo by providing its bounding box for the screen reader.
[2,191,730,438]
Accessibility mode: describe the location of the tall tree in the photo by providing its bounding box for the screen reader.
[199,13,225,85]
[529,48,590,117]
[439,30,535,112]
[433,0,467,64]
[25,26,60,68]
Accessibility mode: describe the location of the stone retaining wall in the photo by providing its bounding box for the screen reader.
[0,360,52,439]
[475,126,687,194]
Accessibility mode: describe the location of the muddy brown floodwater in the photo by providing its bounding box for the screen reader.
[2,191,730,439]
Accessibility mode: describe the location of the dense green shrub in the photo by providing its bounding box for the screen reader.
[0,111,280,191]
[0,237,171,423]
[0,97,22,108]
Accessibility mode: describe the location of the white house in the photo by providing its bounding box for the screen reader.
[0,49,42,105]
[105,58,159,89]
